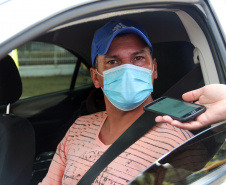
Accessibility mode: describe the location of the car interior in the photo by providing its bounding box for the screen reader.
[0,1,225,185]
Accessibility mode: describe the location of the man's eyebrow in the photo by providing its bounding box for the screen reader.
[132,49,146,56]
[104,49,148,60]
[104,55,119,59]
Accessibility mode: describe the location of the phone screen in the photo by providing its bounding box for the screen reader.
[144,97,205,121]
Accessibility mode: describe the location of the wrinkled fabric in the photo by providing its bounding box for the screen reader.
[39,111,193,185]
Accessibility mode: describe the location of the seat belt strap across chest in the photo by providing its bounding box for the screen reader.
[77,111,157,185]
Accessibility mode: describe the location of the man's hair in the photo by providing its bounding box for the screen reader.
[95,57,98,69]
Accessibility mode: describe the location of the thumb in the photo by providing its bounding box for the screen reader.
[182,87,203,102]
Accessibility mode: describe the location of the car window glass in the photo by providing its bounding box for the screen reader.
[14,42,80,98]
[129,122,226,185]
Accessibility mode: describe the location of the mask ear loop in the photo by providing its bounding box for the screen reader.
[96,69,104,91]
[96,69,104,77]
[151,64,154,75]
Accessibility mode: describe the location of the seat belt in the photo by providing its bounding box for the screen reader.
[162,64,203,99]
[77,111,157,185]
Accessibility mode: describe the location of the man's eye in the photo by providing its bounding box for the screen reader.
[133,56,146,66]
[107,60,118,65]
[134,56,144,60]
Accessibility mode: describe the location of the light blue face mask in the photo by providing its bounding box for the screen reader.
[97,64,153,111]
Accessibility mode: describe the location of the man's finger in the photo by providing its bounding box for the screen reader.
[170,120,204,130]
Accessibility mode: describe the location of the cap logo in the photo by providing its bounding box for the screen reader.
[112,22,126,33]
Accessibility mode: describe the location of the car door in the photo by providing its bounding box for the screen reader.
[129,122,226,185]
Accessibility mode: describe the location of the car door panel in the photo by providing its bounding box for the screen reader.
[10,84,94,155]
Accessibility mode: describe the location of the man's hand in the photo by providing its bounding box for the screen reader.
[155,84,226,130]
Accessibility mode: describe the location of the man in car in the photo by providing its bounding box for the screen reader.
[39,19,193,185]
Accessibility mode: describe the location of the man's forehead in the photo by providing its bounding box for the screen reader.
[103,48,150,59]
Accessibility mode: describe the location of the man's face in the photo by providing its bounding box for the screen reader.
[91,33,157,90]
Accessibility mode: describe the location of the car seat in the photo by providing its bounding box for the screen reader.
[0,55,35,185]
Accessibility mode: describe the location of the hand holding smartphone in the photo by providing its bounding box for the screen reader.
[143,96,206,122]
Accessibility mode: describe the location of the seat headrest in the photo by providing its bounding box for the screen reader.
[0,55,22,105]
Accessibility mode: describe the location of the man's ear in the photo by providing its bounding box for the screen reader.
[153,58,158,79]
[90,67,102,88]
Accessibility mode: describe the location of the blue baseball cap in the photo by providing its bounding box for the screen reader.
[91,19,153,67]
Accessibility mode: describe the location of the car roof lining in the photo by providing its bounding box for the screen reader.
[49,8,185,32]
[35,10,190,67]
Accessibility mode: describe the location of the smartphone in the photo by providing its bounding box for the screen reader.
[143,96,206,122]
